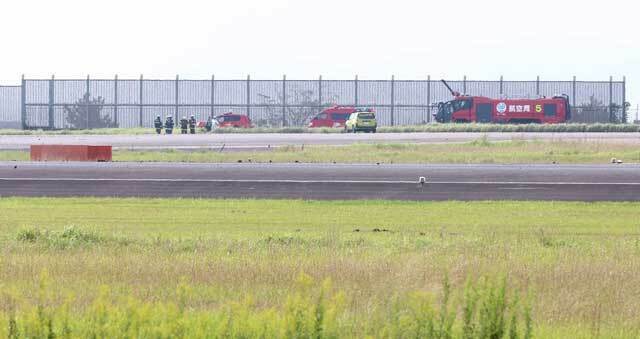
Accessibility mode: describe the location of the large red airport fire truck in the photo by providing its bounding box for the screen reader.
[435,80,571,124]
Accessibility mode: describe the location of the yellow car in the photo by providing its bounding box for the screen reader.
[345,111,377,133]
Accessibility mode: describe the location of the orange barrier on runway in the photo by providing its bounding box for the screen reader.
[30,145,112,162]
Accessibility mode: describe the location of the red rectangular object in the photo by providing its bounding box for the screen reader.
[30,145,112,162]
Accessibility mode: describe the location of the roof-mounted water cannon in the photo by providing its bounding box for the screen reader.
[441,79,461,97]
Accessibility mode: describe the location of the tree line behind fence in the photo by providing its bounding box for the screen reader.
[0,76,628,129]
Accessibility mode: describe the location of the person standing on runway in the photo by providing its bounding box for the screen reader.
[188,115,197,134]
[153,115,163,134]
[180,116,189,134]
[165,116,174,134]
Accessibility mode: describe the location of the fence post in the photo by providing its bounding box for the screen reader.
[536,76,540,96]
[210,74,215,118]
[282,74,287,127]
[499,75,503,96]
[609,76,614,123]
[86,75,90,129]
[21,74,26,129]
[390,75,395,126]
[318,75,322,111]
[114,75,118,126]
[571,76,576,108]
[426,75,431,124]
[175,75,179,122]
[246,75,251,119]
[463,75,467,94]
[354,75,359,107]
[48,75,55,130]
[139,74,143,127]
[622,76,627,123]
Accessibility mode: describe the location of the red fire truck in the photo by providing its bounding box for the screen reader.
[213,112,252,128]
[435,80,571,124]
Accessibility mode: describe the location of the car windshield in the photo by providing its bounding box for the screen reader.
[219,115,241,122]
[358,113,375,119]
[331,113,351,120]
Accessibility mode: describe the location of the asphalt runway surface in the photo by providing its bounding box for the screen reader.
[1,162,639,201]
[1,132,639,150]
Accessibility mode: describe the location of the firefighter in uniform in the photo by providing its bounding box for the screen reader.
[180,116,189,134]
[205,116,213,132]
[205,114,218,132]
[188,115,197,134]
[153,115,163,134]
[165,116,174,134]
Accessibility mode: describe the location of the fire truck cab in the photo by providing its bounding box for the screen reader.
[435,80,571,124]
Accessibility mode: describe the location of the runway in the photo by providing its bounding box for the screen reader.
[1,132,639,150]
[1,162,639,201]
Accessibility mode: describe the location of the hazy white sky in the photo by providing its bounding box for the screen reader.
[0,0,637,102]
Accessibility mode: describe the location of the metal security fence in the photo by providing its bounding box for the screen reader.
[1,75,629,129]
[0,86,21,128]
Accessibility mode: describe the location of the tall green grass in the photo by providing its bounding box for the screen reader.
[378,123,640,133]
[0,127,152,135]
[1,198,640,337]
[0,272,530,338]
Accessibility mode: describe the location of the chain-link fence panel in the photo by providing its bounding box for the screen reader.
[12,77,626,128]
[0,86,21,128]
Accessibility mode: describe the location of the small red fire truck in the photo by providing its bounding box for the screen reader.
[435,80,571,124]
[308,106,363,128]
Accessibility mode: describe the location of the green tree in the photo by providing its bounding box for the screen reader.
[64,92,117,129]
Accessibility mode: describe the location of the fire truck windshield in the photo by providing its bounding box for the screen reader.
[436,99,471,123]
[436,101,454,122]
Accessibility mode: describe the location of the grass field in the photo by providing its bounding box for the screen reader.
[1,123,640,135]
[1,198,639,337]
[2,139,639,164]
[0,127,154,135]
